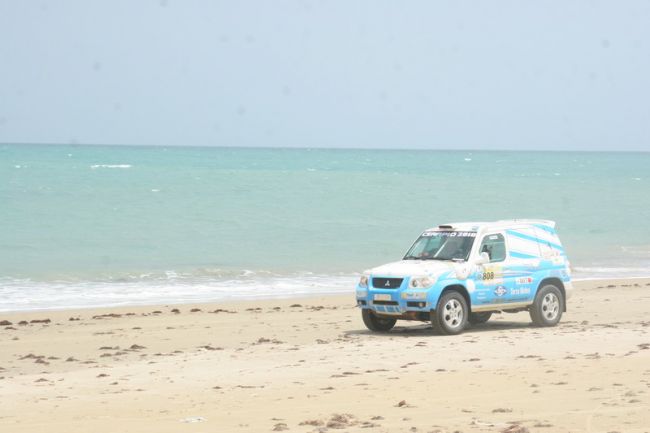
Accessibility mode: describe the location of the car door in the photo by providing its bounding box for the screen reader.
[474,232,517,305]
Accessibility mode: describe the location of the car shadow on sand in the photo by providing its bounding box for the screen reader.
[345,320,536,337]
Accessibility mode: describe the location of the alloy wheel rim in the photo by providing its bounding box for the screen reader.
[541,293,560,321]
[443,299,464,328]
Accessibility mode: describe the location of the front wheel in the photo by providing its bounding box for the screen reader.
[431,291,468,335]
[362,309,396,332]
[529,284,563,327]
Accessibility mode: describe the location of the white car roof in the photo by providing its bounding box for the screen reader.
[425,219,556,233]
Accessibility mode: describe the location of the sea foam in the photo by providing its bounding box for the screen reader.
[90,164,132,169]
[0,273,355,312]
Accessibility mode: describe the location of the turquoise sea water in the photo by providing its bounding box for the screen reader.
[1,144,649,311]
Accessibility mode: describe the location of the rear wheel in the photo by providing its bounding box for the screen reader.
[362,309,396,332]
[468,312,492,325]
[431,291,468,335]
[530,284,563,327]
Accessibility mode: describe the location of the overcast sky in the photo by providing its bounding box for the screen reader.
[0,1,648,151]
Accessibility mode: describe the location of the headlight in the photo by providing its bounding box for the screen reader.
[410,277,433,288]
[358,275,369,288]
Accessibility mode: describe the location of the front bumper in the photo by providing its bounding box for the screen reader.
[356,278,433,315]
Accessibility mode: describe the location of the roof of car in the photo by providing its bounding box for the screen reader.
[426,219,556,233]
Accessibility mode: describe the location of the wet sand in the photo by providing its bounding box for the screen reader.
[1,278,649,433]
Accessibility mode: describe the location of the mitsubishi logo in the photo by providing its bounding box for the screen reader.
[385,280,391,287]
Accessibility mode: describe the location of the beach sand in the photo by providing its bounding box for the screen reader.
[1,278,649,433]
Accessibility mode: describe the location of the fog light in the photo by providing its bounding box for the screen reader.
[407,301,428,308]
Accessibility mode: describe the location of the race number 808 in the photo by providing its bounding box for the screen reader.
[481,271,495,280]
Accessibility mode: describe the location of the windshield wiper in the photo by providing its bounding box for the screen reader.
[428,257,458,261]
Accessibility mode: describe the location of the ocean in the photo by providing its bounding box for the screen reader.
[1,144,649,311]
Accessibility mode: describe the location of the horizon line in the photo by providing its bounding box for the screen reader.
[1,141,649,153]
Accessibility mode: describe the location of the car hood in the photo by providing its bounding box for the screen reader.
[365,260,457,278]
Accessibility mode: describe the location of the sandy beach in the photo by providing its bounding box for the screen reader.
[1,278,649,433]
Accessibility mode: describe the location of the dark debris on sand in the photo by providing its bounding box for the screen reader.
[92,314,121,319]
[501,425,530,433]
[326,413,357,429]
[210,308,236,314]
[198,345,223,351]
[254,337,284,345]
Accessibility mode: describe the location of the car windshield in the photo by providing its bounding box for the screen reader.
[403,231,477,261]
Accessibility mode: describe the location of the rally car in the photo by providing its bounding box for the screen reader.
[355,220,572,335]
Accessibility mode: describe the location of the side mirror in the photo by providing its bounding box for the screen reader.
[475,252,490,265]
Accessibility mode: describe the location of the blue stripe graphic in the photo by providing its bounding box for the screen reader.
[509,251,539,259]
[533,224,556,234]
[506,229,564,252]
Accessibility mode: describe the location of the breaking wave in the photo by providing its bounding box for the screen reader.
[572,266,650,280]
[90,164,132,169]
[0,271,356,312]
[2,264,650,312]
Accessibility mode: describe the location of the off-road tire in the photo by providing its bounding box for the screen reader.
[431,291,468,335]
[530,284,563,327]
[362,309,397,332]
[468,312,492,325]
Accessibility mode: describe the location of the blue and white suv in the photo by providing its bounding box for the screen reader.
[355,220,572,335]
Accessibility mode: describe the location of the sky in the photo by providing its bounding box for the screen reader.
[0,1,649,151]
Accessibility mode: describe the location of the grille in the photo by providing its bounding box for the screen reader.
[373,300,399,306]
[372,277,403,289]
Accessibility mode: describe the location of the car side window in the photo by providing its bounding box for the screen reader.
[479,233,506,262]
